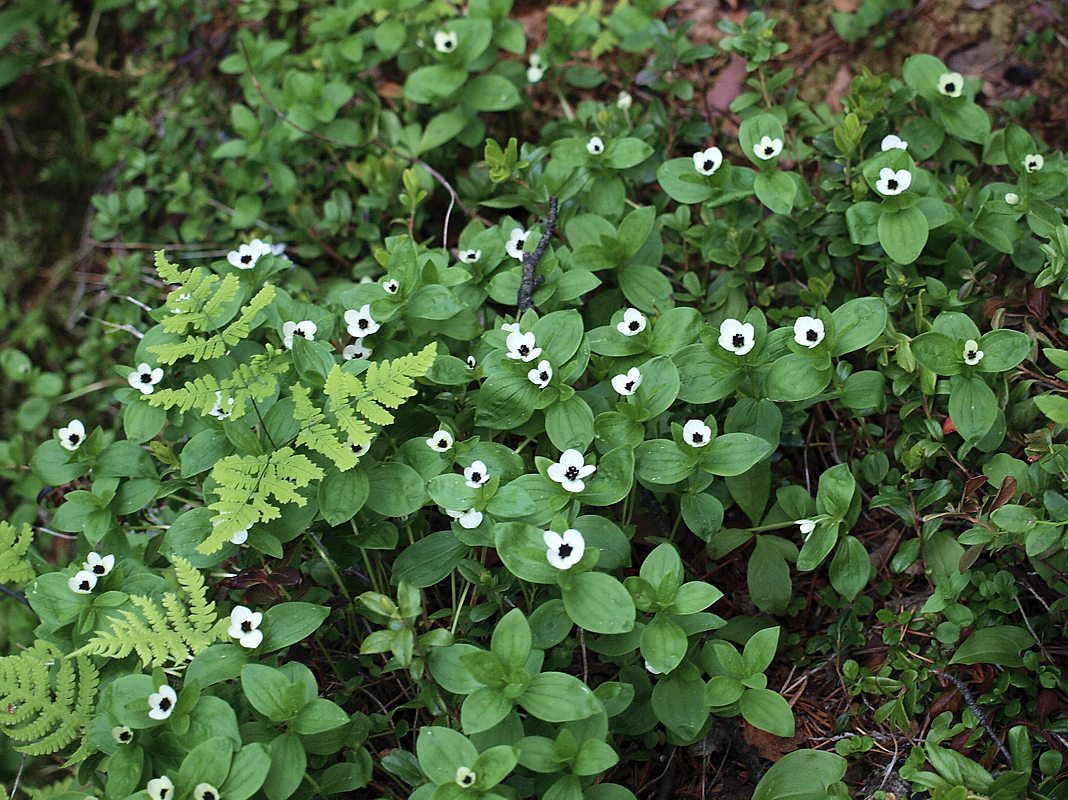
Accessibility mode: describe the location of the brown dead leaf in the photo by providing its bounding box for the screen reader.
[707,53,747,114]
[826,64,853,114]
[742,722,802,762]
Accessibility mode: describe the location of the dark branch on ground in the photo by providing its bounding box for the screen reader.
[517,197,558,312]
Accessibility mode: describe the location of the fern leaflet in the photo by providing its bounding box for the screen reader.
[0,521,34,584]
[155,250,241,336]
[151,285,276,365]
[203,447,324,553]
[147,347,289,418]
[0,642,98,756]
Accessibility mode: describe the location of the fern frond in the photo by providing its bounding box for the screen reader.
[152,285,277,364]
[293,384,359,472]
[202,448,324,553]
[155,250,239,336]
[147,347,289,417]
[0,521,35,584]
[70,557,223,667]
[0,642,97,756]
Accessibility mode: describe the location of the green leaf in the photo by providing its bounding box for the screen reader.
[635,439,696,485]
[604,138,653,170]
[221,744,271,800]
[655,158,715,204]
[764,354,831,402]
[829,536,871,601]
[464,74,522,111]
[977,329,1031,372]
[491,609,532,670]
[317,467,368,525]
[260,603,330,654]
[241,665,302,722]
[365,462,428,517]
[753,170,797,215]
[651,664,708,741]
[950,625,1033,667]
[701,433,773,476]
[519,672,601,722]
[640,614,688,674]
[831,297,887,356]
[949,375,998,441]
[416,726,478,785]
[545,395,595,451]
[752,749,846,800]
[911,331,963,376]
[878,205,928,265]
[742,627,779,675]
[559,571,635,634]
[739,688,795,737]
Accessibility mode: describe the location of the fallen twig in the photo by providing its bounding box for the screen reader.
[517,197,558,312]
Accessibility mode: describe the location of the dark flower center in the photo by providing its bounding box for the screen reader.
[564,466,580,480]
[624,381,634,391]
[357,319,368,329]
[1028,160,1037,169]
[92,564,106,575]
[539,371,548,381]
[203,792,216,800]
[470,471,481,483]
[295,327,307,337]
[119,730,131,742]
[805,328,819,341]
[966,350,977,359]
[943,81,955,93]
[351,443,363,454]
[140,373,152,383]
[437,438,448,448]
[158,697,171,711]
[78,580,91,591]
[460,775,473,786]
[731,333,745,348]
[691,432,704,443]
[518,345,529,355]
[160,789,170,800]
[240,253,252,264]
[703,159,715,171]
[764,146,774,156]
[628,320,640,330]
[68,433,80,444]
[558,543,573,558]
[240,620,252,633]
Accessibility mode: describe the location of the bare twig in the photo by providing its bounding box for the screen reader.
[517,197,558,312]
[0,585,31,608]
[936,671,1013,766]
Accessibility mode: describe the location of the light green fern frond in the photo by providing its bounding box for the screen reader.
[147,347,289,417]
[155,250,240,336]
[293,384,359,471]
[0,642,98,756]
[362,343,437,417]
[0,521,35,584]
[70,557,223,666]
[202,448,324,553]
[152,285,277,364]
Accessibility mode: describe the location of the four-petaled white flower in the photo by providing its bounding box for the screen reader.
[434,30,458,53]
[544,528,585,570]
[754,136,783,160]
[505,330,542,362]
[611,367,642,396]
[447,508,483,529]
[881,134,907,152]
[528,360,553,389]
[718,319,755,356]
[193,783,220,800]
[963,339,984,366]
[464,460,491,488]
[350,441,367,457]
[343,340,372,360]
[459,249,481,263]
[128,363,164,395]
[227,239,271,270]
[466,355,477,368]
[796,519,816,538]
[501,322,520,334]
[692,146,723,176]
[427,429,454,452]
[148,684,177,720]
[527,53,545,83]
[683,420,712,448]
[230,525,251,545]
[112,726,134,745]
[617,308,647,336]
[209,391,234,419]
[1004,192,1020,205]
[84,552,115,576]
[793,316,825,348]
[382,278,399,295]
[937,72,963,97]
[282,320,316,350]
[345,304,380,337]
[228,605,264,649]
[68,570,97,595]
[58,419,86,451]
[547,449,596,493]
[147,776,175,800]
[587,136,605,155]
[1023,154,1044,173]
[505,228,530,260]
[875,167,911,196]
[455,766,477,788]
[617,90,633,110]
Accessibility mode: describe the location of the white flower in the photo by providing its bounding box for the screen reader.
[544,529,585,570]
[227,240,270,269]
[228,605,264,649]
[754,136,783,160]
[458,249,481,263]
[282,320,316,349]
[83,552,115,576]
[937,72,963,97]
[58,419,86,451]
[343,340,372,360]
[1023,154,1044,173]
[427,429,454,452]
[528,360,553,389]
[617,308,647,336]
[875,167,912,196]
[350,441,367,457]
[881,134,908,151]
[447,508,483,529]
[68,570,97,594]
[611,367,642,396]
[644,660,662,675]
[793,316,825,348]
[128,362,164,395]
[547,449,596,493]
[527,53,545,83]
[587,136,605,155]
[505,227,530,260]
[463,460,491,488]
[501,322,521,334]
[345,304,380,337]
[147,685,177,720]
[692,147,723,176]
[382,278,400,295]
[433,30,458,53]
[147,776,175,800]
[466,355,477,368]
[209,391,234,419]
[112,726,134,745]
[505,330,542,362]
[683,420,712,448]
[796,519,816,537]
[963,339,984,366]
[1004,192,1020,205]
[455,766,477,788]
[617,90,633,110]
[193,783,220,800]
[269,242,286,256]
[718,319,755,356]
[229,526,251,545]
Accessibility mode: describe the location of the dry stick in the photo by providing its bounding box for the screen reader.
[517,197,558,312]
[936,670,1013,766]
